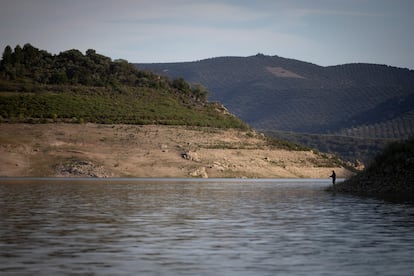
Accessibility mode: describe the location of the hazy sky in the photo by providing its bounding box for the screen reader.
[1,0,413,69]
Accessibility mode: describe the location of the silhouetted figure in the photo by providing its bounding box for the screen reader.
[330,170,336,185]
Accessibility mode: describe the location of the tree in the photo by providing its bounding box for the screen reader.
[1,45,13,67]
[191,84,209,101]
[172,77,191,94]
[22,43,42,66]
[51,70,68,84]
[13,45,23,64]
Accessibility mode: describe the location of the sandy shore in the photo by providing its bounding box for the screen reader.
[0,123,354,178]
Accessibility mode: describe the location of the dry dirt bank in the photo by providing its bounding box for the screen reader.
[0,123,354,178]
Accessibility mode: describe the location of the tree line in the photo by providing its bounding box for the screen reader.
[0,44,208,101]
[0,44,250,129]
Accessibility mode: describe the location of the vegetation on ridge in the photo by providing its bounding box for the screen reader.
[0,44,247,128]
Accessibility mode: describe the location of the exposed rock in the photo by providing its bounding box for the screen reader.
[160,144,169,152]
[181,151,201,162]
[190,167,208,178]
[0,124,354,178]
[55,159,109,177]
[354,159,365,170]
[211,161,228,172]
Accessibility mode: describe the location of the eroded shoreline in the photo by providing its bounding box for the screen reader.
[0,123,354,178]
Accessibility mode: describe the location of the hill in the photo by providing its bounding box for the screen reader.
[0,123,354,178]
[0,45,358,178]
[333,138,414,201]
[138,54,414,162]
[0,44,246,129]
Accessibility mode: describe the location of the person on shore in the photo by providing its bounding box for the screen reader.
[330,170,336,185]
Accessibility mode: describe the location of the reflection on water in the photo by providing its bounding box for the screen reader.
[1,179,414,275]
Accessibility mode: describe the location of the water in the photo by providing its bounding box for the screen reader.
[1,178,414,276]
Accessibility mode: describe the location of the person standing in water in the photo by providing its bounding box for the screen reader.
[330,170,336,186]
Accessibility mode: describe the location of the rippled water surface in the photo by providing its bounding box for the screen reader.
[1,178,414,275]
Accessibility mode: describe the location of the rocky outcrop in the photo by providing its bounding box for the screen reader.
[55,159,110,178]
[181,151,201,162]
[189,167,208,178]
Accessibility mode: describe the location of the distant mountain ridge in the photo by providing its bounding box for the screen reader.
[137,54,414,139]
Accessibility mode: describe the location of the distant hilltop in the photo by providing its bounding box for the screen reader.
[138,53,414,138]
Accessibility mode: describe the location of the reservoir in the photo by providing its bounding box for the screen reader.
[1,178,414,275]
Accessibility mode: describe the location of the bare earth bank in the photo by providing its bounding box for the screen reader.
[0,124,354,178]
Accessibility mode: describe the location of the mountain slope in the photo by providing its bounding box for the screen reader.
[138,54,414,139]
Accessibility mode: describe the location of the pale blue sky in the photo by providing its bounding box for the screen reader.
[1,0,413,69]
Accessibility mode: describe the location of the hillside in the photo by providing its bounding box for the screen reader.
[138,54,414,162]
[0,44,359,178]
[0,123,354,178]
[0,44,245,129]
[334,138,414,201]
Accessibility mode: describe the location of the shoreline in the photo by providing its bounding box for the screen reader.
[0,176,345,181]
[0,123,355,179]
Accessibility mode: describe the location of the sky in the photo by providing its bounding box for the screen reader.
[1,0,413,69]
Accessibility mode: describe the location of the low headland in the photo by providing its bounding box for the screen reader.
[332,138,414,201]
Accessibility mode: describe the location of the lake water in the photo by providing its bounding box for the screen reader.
[1,178,414,276]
